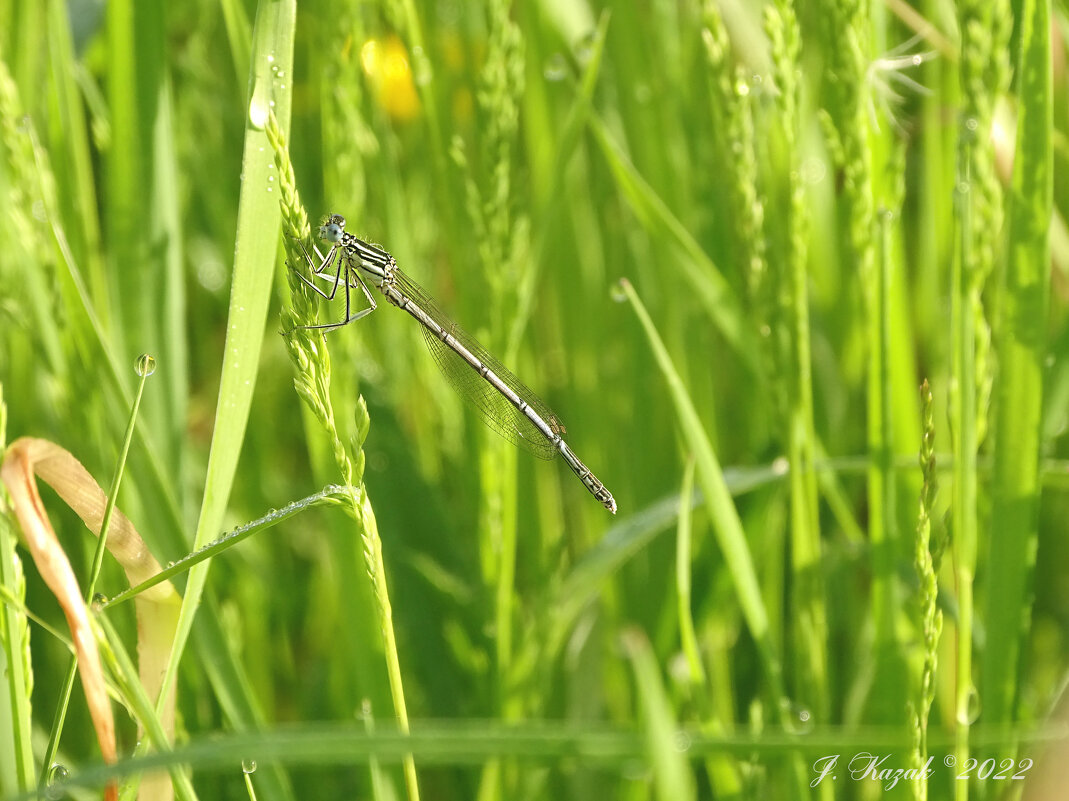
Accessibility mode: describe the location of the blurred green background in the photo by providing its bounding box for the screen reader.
[1,0,1068,799]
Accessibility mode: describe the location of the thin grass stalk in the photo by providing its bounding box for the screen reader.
[453,7,528,798]
[767,0,829,727]
[93,613,196,801]
[0,51,66,375]
[671,456,744,796]
[0,525,33,796]
[622,629,697,801]
[388,0,443,163]
[816,0,905,724]
[958,0,1012,451]
[0,387,34,797]
[911,379,943,801]
[700,0,764,302]
[953,2,1012,796]
[951,152,979,801]
[877,202,899,635]
[44,0,107,322]
[104,0,143,358]
[317,0,372,223]
[39,358,153,784]
[676,456,703,686]
[267,113,420,801]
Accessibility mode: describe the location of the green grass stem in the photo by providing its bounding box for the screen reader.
[983,0,1052,745]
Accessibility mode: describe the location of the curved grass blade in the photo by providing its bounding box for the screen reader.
[103,486,355,609]
[159,0,296,711]
[587,118,760,373]
[617,278,786,704]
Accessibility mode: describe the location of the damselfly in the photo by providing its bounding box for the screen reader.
[286,214,617,514]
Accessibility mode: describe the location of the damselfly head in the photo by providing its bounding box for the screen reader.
[319,214,347,244]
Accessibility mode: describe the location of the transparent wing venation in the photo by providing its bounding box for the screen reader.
[391,268,564,460]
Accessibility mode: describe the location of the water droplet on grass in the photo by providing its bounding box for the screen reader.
[544,53,567,82]
[136,354,157,376]
[46,764,69,799]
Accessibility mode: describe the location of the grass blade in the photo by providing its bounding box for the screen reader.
[157,0,296,786]
[622,628,696,801]
[617,278,785,706]
[983,0,1052,734]
[0,387,33,797]
[587,116,759,372]
[103,486,354,609]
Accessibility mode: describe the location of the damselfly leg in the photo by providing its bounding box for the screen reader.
[285,236,378,333]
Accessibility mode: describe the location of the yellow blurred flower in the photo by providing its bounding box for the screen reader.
[360,36,421,122]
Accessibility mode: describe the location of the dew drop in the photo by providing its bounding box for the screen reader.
[672,730,692,752]
[786,701,814,734]
[543,53,567,82]
[911,54,923,66]
[47,763,69,783]
[248,97,268,129]
[91,592,108,610]
[958,686,982,725]
[242,759,257,774]
[575,31,596,65]
[46,764,69,799]
[136,353,157,377]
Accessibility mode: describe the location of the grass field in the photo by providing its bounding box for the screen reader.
[1,0,1067,799]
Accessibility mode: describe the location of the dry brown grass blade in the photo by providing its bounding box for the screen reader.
[1,437,182,801]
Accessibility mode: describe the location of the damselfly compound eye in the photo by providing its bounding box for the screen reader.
[319,214,347,242]
[319,216,346,244]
